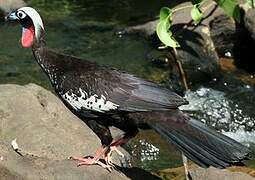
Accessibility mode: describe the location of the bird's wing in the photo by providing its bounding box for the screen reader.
[89,68,188,112]
[57,54,188,113]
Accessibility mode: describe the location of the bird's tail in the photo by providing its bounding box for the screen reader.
[147,111,251,168]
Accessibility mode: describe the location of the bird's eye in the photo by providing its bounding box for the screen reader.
[16,11,26,19]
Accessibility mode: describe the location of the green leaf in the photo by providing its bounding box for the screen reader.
[191,4,203,25]
[215,0,241,23]
[159,7,172,21]
[156,7,180,48]
[246,0,255,8]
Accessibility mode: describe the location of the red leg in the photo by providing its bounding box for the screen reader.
[104,136,127,165]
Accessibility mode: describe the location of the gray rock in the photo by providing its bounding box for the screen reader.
[171,24,221,84]
[0,141,126,180]
[123,0,229,39]
[210,15,236,57]
[163,1,223,84]
[190,167,255,180]
[0,83,159,180]
[0,0,26,13]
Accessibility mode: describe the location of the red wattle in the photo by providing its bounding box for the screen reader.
[21,26,35,48]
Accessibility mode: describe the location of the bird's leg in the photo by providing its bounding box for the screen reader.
[182,153,190,180]
[103,121,139,166]
[104,123,139,166]
[104,136,127,166]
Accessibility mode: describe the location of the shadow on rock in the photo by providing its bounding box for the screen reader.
[116,166,161,180]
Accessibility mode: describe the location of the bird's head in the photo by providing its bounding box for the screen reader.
[5,7,44,48]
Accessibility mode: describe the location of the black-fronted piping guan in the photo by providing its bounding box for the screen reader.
[5,7,251,170]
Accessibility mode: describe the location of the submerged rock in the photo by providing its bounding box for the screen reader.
[0,83,158,180]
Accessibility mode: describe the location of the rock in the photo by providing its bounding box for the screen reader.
[0,0,26,22]
[0,83,158,180]
[244,8,255,40]
[171,24,221,85]
[233,8,255,73]
[159,1,224,84]
[155,165,255,180]
[0,141,125,180]
[0,0,26,13]
[123,0,236,55]
[190,167,255,180]
[123,0,230,38]
[210,15,236,57]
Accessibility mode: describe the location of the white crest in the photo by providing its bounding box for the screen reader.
[18,7,44,41]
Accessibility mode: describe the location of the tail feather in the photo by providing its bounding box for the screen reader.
[164,127,230,168]
[149,116,251,168]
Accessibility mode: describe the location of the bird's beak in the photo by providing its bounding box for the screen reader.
[5,12,18,22]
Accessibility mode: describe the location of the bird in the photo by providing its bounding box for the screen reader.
[5,7,251,171]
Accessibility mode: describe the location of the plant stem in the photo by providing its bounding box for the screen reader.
[173,48,189,90]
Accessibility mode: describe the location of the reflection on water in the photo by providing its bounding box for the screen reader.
[126,130,182,171]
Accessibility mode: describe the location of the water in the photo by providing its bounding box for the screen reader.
[1,0,255,172]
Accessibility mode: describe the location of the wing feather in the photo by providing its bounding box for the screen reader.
[96,70,188,112]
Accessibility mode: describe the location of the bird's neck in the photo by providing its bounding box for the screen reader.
[32,41,50,72]
[32,40,58,85]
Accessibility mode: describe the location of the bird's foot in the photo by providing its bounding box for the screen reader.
[71,156,113,171]
[70,146,115,171]
[70,138,126,171]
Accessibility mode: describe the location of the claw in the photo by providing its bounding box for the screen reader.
[72,155,114,171]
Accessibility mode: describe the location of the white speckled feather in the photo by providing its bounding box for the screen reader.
[62,88,119,113]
